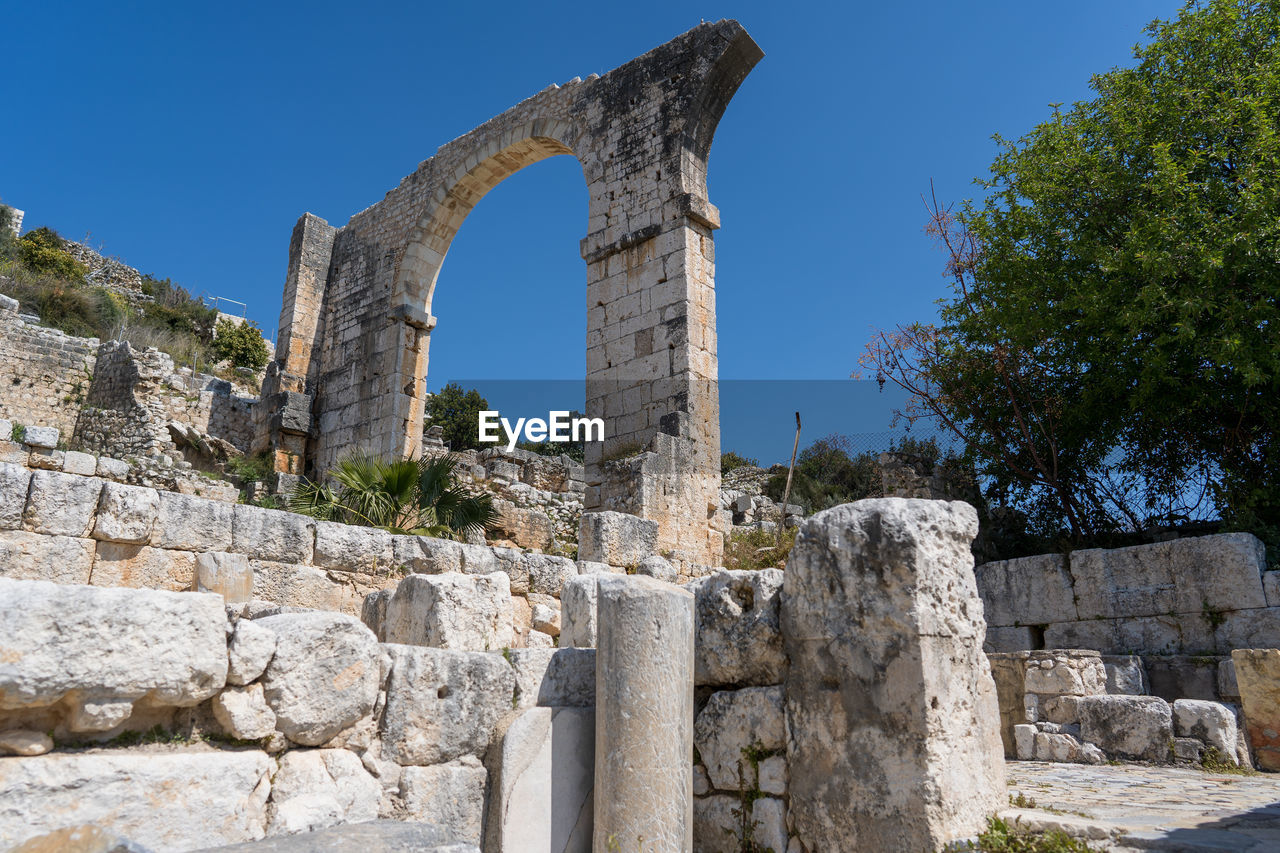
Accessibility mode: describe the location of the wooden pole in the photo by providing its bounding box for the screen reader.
[778,412,801,547]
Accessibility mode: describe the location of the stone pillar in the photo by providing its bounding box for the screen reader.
[1232,648,1280,770]
[782,498,1005,851]
[593,575,694,852]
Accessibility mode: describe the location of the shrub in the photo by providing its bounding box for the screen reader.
[212,318,270,370]
[723,525,796,571]
[17,227,86,282]
[721,451,759,474]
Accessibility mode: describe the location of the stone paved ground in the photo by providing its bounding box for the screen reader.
[1004,760,1280,851]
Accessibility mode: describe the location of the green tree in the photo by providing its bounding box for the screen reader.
[863,0,1280,554]
[212,318,270,370]
[426,382,490,451]
[720,451,759,474]
[289,452,498,540]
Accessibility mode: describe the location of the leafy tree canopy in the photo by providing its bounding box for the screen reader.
[212,318,270,370]
[426,382,490,451]
[863,0,1280,555]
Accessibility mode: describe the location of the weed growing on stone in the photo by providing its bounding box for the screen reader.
[1200,747,1259,776]
[723,526,796,571]
[965,816,1101,852]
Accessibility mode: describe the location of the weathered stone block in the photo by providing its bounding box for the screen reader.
[693,795,741,853]
[250,560,364,616]
[524,553,578,597]
[1214,608,1280,653]
[383,572,513,651]
[577,510,658,566]
[401,757,488,848]
[1173,699,1238,762]
[361,588,393,641]
[0,750,273,850]
[782,499,1004,852]
[255,611,381,746]
[688,568,785,688]
[22,425,59,448]
[1101,655,1148,695]
[61,449,97,476]
[0,578,227,725]
[90,542,195,591]
[0,530,94,584]
[380,644,514,766]
[1072,534,1268,620]
[984,625,1035,653]
[486,707,594,853]
[96,455,130,481]
[974,553,1076,627]
[1023,650,1105,697]
[92,481,159,544]
[694,686,784,791]
[213,683,276,740]
[313,520,394,572]
[267,748,381,836]
[987,652,1029,758]
[227,618,277,685]
[1076,695,1173,761]
[1265,571,1280,608]
[1218,658,1240,701]
[194,551,253,603]
[232,504,315,564]
[1232,648,1280,771]
[560,574,599,648]
[0,462,31,530]
[507,648,596,711]
[23,470,101,537]
[26,448,63,471]
[152,491,233,551]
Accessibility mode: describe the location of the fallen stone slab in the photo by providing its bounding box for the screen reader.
[0,578,228,729]
[1076,695,1173,762]
[266,748,381,836]
[192,820,476,852]
[0,749,273,851]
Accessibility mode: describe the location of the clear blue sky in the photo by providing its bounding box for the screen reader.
[0,1,1182,461]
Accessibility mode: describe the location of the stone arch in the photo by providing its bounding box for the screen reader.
[263,20,762,568]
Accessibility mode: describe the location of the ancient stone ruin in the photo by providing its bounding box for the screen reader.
[259,19,763,569]
[2,16,1280,853]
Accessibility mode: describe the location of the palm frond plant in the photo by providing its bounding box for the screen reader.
[289,452,498,540]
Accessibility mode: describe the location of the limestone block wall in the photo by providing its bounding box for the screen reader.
[977,533,1279,655]
[0,295,98,438]
[988,649,1256,769]
[73,339,257,462]
[0,576,597,851]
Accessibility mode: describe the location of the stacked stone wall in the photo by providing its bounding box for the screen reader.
[0,295,98,438]
[73,339,257,462]
[978,533,1278,655]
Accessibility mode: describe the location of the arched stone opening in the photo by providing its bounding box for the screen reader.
[261,20,763,567]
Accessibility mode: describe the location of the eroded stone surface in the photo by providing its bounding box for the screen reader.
[687,568,785,687]
[267,749,381,836]
[507,647,596,711]
[0,750,273,851]
[1076,695,1173,761]
[382,572,512,651]
[92,482,159,544]
[256,612,380,746]
[1232,648,1280,771]
[0,578,227,723]
[782,499,1004,852]
[593,574,694,851]
[400,758,488,848]
[577,511,658,567]
[380,645,514,766]
[693,686,784,791]
[213,683,277,741]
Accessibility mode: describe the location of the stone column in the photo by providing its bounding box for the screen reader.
[782,498,1005,852]
[593,575,694,852]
